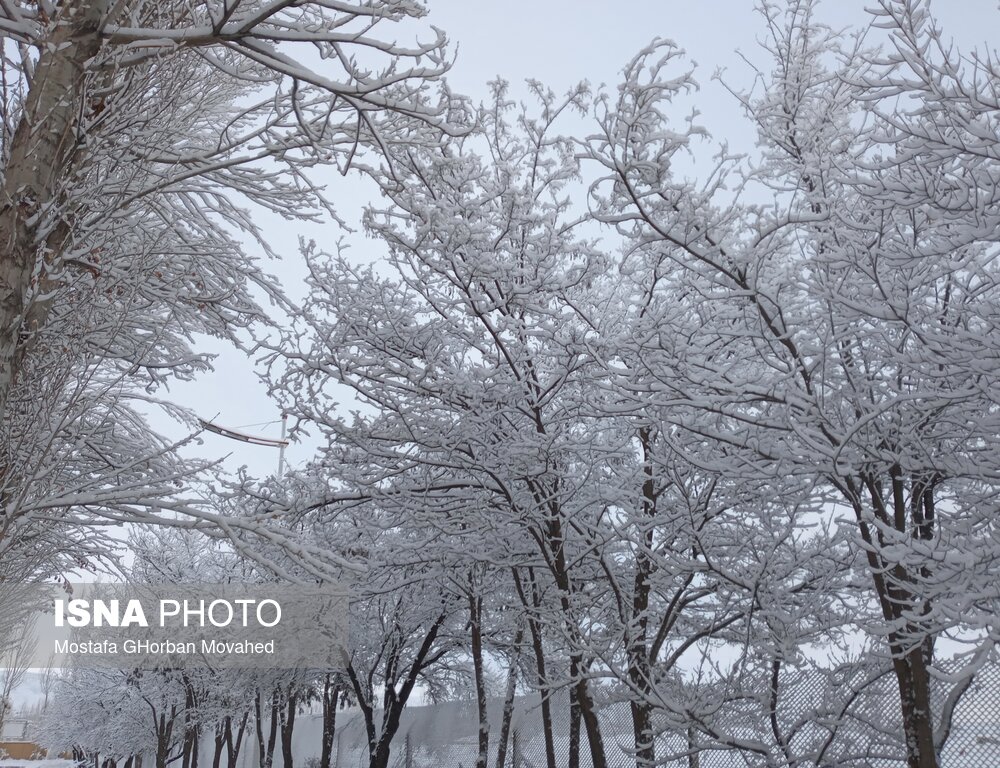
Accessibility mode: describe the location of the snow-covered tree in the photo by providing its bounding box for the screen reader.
[267,81,629,768]
[264,83,831,768]
[583,3,1000,766]
[0,0,455,581]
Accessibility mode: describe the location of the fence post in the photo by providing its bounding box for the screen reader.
[511,728,521,768]
[404,731,412,768]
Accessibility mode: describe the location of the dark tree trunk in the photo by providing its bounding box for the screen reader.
[469,591,489,768]
[629,694,655,768]
[344,614,446,768]
[895,649,938,768]
[182,680,199,768]
[544,516,608,768]
[255,689,280,768]
[227,711,249,768]
[191,729,199,768]
[846,473,941,768]
[155,709,176,768]
[568,679,581,768]
[495,627,523,768]
[319,675,340,768]
[513,569,557,768]
[212,720,227,768]
[279,688,297,768]
[155,732,170,768]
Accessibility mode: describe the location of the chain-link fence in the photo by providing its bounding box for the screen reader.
[273,659,999,768]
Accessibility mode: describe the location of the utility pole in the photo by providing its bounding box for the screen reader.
[198,414,290,476]
[277,413,287,476]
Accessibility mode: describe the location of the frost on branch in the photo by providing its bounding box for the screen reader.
[0,0,457,578]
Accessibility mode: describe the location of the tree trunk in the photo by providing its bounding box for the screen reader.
[212,720,227,768]
[469,591,489,768]
[255,689,279,768]
[687,725,699,768]
[319,676,340,768]
[370,739,393,768]
[369,699,409,768]
[628,426,656,768]
[344,614,445,768]
[629,694,655,768]
[895,649,938,768]
[0,0,106,413]
[156,733,170,768]
[568,678,581,768]
[227,711,249,768]
[155,709,175,768]
[190,726,200,768]
[182,680,199,768]
[513,569,556,768]
[279,688,297,768]
[495,627,523,768]
[570,653,607,768]
[544,517,608,768]
[852,475,940,768]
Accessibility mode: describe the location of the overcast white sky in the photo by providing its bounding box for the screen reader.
[178,0,996,480]
[10,0,993,713]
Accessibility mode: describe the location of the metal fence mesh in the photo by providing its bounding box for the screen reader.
[283,659,1000,768]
